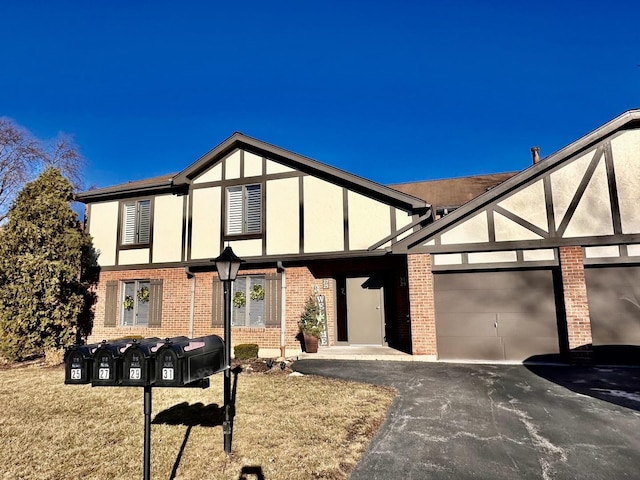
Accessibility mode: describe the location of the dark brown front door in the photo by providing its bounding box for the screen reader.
[434,269,560,361]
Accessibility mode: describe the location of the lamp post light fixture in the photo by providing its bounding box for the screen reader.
[212,245,243,455]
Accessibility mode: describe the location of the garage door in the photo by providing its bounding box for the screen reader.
[434,269,561,361]
[585,266,640,346]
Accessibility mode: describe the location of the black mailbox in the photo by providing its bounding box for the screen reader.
[120,337,164,386]
[92,339,139,386]
[154,335,225,387]
[64,343,101,385]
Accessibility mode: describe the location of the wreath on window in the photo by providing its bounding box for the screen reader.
[233,291,246,308]
[250,284,265,301]
[137,286,150,303]
[123,295,135,311]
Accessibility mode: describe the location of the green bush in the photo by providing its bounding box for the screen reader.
[234,343,259,360]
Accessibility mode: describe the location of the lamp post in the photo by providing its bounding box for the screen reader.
[213,246,243,455]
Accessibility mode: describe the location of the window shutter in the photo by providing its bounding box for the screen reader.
[122,203,136,245]
[264,273,281,327]
[226,187,243,235]
[148,279,163,327]
[137,200,151,244]
[212,277,224,327]
[245,184,262,233]
[104,281,119,327]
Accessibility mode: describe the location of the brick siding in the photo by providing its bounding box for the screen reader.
[558,246,593,362]
[407,253,437,356]
[89,265,331,356]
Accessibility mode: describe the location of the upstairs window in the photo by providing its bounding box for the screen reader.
[122,199,151,245]
[226,184,262,236]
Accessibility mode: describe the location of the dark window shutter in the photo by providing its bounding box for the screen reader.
[212,277,224,327]
[264,273,281,327]
[104,281,119,327]
[148,279,163,327]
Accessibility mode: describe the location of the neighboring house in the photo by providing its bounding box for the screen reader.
[78,133,431,357]
[391,110,640,363]
[78,110,640,363]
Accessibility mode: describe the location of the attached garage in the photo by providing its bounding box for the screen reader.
[434,269,562,361]
[585,265,640,346]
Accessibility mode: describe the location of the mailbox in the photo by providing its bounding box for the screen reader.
[64,343,100,384]
[119,337,165,386]
[154,335,225,387]
[120,337,187,386]
[92,339,140,386]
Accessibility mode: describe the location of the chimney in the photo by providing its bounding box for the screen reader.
[531,146,540,164]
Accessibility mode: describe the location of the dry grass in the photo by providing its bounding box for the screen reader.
[0,363,395,480]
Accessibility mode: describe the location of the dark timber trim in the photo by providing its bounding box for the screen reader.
[343,188,349,251]
[553,146,602,238]
[543,175,557,237]
[299,176,305,253]
[493,205,549,239]
[487,208,496,242]
[604,141,623,235]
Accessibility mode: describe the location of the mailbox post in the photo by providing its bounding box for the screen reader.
[213,246,243,455]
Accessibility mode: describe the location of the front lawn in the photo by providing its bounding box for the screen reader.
[0,363,395,480]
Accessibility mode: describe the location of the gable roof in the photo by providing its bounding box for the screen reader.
[389,172,516,211]
[391,108,640,252]
[77,132,429,213]
[173,132,429,212]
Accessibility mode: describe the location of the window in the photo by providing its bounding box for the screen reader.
[226,184,262,235]
[231,276,266,327]
[122,199,151,245]
[121,280,151,326]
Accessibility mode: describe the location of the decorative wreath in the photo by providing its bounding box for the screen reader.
[250,284,265,301]
[233,291,246,308]
[123,295,135,311]
[136,286,150,303]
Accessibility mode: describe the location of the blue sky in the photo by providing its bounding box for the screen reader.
[1,1,639,190]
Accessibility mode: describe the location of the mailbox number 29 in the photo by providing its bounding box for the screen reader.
[98,368,110,380]
[162,368,174,380]
[129,368,141,380]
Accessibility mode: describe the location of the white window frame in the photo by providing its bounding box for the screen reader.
[121,199,151,245]
[121,280,151,327]
[231,275,266,327]
[226,184,262,236]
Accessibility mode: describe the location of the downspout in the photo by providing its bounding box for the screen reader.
[185,266,196,338]
[278,261,286,358]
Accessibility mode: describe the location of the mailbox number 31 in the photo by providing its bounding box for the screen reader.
[162,368,174,380]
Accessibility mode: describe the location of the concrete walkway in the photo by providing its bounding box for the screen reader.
[293,360,640,480]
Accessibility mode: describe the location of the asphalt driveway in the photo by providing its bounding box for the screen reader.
[293,360,640,480]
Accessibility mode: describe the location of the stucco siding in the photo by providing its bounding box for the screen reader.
[266,177,299,255]
[89,201,119,266]
[244,151,263,178]
[152,194,183,263]
[119,248,150,265]
[348,191,391,250]
[303,176,344,253]
[193,163,222,184]
[191,187,221,259]
[611,129,640,234]
[224,150,241,180]
[266,158,295,175]
[227,238,262,257]
[496,180,547,231]
[440,212,489,245]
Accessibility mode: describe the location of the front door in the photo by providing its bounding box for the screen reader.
[347,277,386,345]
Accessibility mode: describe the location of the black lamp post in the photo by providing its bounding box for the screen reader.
[213,245,243,454]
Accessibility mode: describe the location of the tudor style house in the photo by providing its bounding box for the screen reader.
[79,110,640,363]
[79,133,432,357]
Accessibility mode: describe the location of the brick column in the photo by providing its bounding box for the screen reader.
[407,253,437,356]
[558,246,593,363]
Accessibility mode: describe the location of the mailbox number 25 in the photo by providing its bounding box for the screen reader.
[70,369,82,380]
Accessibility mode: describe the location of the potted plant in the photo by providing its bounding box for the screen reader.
[298,294,325,353]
